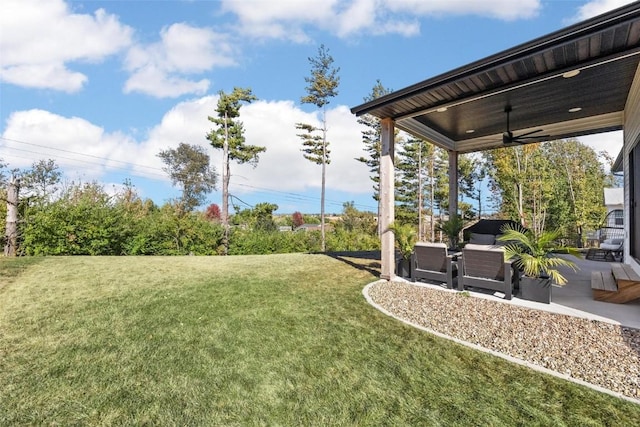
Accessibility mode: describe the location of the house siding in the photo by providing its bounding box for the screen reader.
[623,62,640,273]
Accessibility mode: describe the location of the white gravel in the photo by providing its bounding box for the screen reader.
[366,280,640,402]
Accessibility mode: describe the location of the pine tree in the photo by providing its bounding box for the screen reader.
[207,87,265,254]
[297,44,340,252]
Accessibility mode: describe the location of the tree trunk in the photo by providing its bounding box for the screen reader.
[222,111,230,255]
[321,117,327,252]
[4,175,20,257]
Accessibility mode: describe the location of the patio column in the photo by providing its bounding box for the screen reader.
[448,150,458,218]
[380,118,395,280]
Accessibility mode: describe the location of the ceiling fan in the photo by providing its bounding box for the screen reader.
[502,105,548,145]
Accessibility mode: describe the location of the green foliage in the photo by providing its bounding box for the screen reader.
[20,182,127,255]
[228,229,309,255]
[296,122,329,165]
[387,221,417,260]
[157,143,217,212]
[206,87,264,166]
[335,202,376,234]
[300,44,340,108]
[125,206,225,256]
[20,159,61,204]
[326,228,380,252]
[498,225,579,285]
[484,139,608,239]
[355,80,392,202]
[436,215,465,249]
[232,202,279,232]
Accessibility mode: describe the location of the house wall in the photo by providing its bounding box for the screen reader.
[623,62,640,273]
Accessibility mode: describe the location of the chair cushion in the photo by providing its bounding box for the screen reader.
[469,233,495,245]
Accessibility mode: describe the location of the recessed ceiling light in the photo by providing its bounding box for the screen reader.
[436,107,448,113]
[466,129,475,134]
[568,107,582,113]
[562,70,581,78]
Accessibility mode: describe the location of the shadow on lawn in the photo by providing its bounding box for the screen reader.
[325,250,381,278]
[0,256,46,292]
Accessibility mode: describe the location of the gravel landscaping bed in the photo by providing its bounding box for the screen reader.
[366,280,640,401]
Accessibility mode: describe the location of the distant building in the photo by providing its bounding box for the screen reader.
[604,187,623,214]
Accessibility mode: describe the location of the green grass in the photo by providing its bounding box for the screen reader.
[0,254,638,426]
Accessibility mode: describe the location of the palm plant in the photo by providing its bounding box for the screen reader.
[436,215,465,249]
[498,225,579,285]
[387,222,417,260]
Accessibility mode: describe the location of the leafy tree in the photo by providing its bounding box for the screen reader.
[292,211,304,228]
[337,201,376,234]
[206,87,264,253]
[544,139,609,245]
[297,44,340,252]
[205,203,221,222]
[484,140,607,240]
[21,159,61,203]
[232,202,279,232]
[157,142,217,213]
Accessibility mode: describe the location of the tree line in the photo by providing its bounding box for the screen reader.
[2,45,618,256]
[0,159,379,256]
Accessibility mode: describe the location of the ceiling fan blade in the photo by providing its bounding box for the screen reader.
[515,129,544,138]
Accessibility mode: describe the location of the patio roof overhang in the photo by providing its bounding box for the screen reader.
[351,3,640,154]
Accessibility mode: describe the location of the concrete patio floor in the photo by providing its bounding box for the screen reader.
[460,254,640,330]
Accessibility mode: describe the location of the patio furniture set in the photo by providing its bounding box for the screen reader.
[408,220,550,303]
[411,241,522,301]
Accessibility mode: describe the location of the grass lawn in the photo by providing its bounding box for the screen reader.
[1,254,639,426]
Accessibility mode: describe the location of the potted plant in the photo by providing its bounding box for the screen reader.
[497,225,579,303]
[387,222,418,279]
[437,215,465,250]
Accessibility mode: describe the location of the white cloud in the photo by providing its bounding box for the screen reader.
[0,0,132,92]
[221,0,540,41]
[142,97,371,195]
[1,109,143,181]
[384,0,540,20]
[1,98,372,205]
[571,0,636,22]
[578,131,623,161]
[124,23,237,98]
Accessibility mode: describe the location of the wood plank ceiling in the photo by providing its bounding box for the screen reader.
[351,3,640,153]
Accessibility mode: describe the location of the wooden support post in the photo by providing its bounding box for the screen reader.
[4,175,20,257]
[380,118,395,280]
[448,150,458,219]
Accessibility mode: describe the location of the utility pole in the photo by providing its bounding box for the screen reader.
[4,175,20,256]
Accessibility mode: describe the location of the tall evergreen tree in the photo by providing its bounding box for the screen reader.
[297,44,340,252]
[355,80,392,202]
[355,80,394,236]
[207,87,264,253]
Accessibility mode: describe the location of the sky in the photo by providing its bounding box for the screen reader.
[0,0,632,215]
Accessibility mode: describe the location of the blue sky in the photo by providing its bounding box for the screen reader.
[0,0,630,214]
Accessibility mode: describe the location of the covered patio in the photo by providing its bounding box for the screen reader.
[351,3,640,282]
